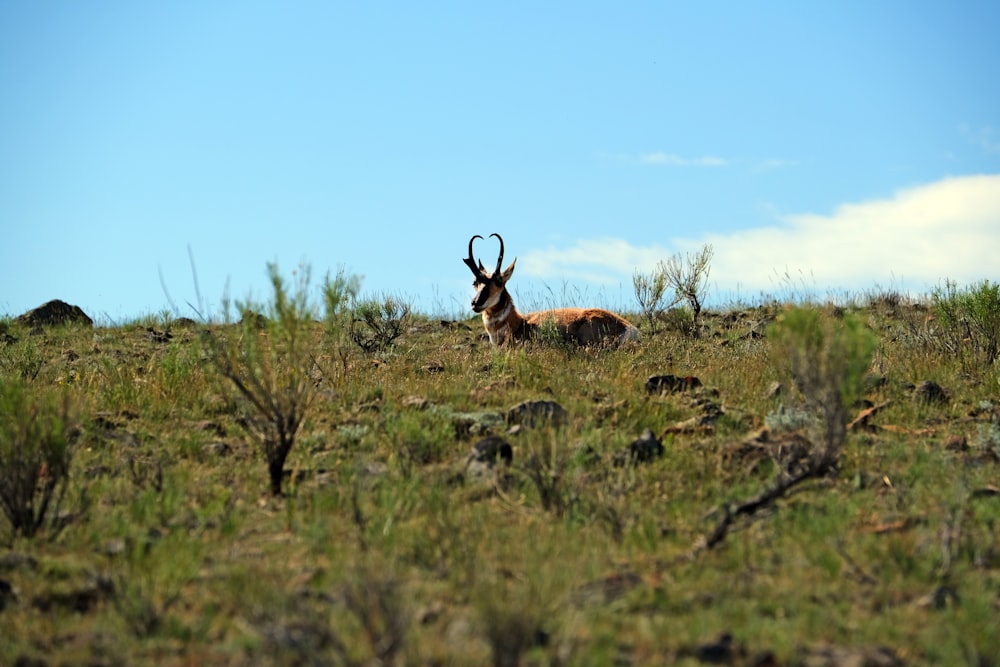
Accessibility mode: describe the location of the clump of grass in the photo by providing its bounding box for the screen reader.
[0,331,43,381]
[974,415,1000,460]
[0,380,78,538]
[386,409,453,474]
[768,306,876,468]
[518,434,575,517]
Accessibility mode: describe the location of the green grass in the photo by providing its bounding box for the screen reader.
[1,295,999,666]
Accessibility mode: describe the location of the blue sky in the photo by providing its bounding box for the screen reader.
[2,2,998,322]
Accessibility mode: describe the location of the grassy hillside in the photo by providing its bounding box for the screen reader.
[1,281,999,666]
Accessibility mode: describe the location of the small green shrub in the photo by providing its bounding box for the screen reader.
[0,333,43,381]
[387,410,453,473]
[204,263,358,496]
[518,436,574,517]
[768,307,876,468]
[663,243,714,335]
[633,244,713,336]
[930,279,1000,372]
[350,294,412,353]
[974,416,1000,460]
[764,405,815,433]
[632,266,675,333]
[0,380,78,538]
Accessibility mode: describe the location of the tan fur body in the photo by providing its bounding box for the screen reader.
[478,281,639,347]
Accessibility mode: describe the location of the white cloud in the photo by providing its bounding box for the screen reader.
[519,238,668,281]
[962,124,1000,154]
[605,151,795,171]
[639,152,728,167]
[519,174,1000,302]
[752,158,799,172]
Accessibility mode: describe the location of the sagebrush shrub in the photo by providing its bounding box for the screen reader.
[204,263,358,496]
[0,380,77,538]
[768,307,876,468]
[632,243,713,336]
[350,294,411,353]
[931,279,1000,372]
[632,266,674,333]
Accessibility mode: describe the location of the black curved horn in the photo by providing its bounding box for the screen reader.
[463,235,486,279]
[489,233,504,277]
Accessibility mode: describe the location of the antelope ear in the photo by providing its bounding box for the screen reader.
[500,258,517,283]
[478,260,488,274]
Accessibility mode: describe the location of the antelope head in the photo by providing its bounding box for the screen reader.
[464,233,516,313]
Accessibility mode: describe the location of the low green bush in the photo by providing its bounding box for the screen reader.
[0,380,78,538]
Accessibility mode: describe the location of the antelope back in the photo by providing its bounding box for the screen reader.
[526,308,635,345]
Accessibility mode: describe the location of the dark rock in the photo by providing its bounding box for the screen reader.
[913,380,948,405]
[613,428,664,466]
[724,428,815,477]
[689,395,724,419]
[863,372,888,391]
[943,434,968,451]
[470,436,513,466]
[146,327,173,343]
[171,317,198,328]
[15,299,93,328]
[196,420,227,436]
[916,584,959,610]
[92,412,121,431]
[451,411,505,438]
[31,575,114,613]
[645,374,702,395]
[505,400,568,428]
[663,414,719,435]
[694,632,737,664]
[465,436,515,485]
[741,325,766,340]
[13,656,48,667]
[570,571,642,606]
[0,552,38,572]
[0,578,16,611]
[202,441,232,457]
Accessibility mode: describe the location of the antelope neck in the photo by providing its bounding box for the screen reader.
[482,290,525,342]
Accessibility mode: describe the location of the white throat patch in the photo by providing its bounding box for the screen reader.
[483,300,512,345]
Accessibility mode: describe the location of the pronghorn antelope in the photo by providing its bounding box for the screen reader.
[463,233,640,347]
